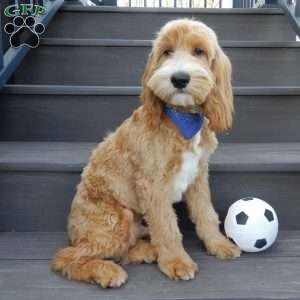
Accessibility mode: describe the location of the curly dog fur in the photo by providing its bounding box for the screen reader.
[52,19,241,288]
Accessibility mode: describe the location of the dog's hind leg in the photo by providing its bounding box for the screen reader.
[123,239,157,264]
[52,191,137,288]
[52,244,128,288]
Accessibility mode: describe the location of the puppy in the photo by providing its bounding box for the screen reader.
[52,19,241,288]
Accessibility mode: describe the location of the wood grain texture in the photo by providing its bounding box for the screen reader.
[0,172,77,231]
[3,85,300,95]
[0,231,299,260]
[0,143,300,231]
[9,43,300,86]
[1,93,300,143]
[59,6,286,13]
[0,232,300,300]
[44,8,296,41]
[1,170,299,231]
[1,142,300,172]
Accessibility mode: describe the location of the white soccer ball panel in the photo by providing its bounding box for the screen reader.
[224,197,279,252]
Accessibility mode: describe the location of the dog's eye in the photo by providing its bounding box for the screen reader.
[163,49,173,56]
[193,48,204,56]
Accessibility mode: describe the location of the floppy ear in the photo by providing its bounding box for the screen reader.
[202,45,234,132]
[140,51,162,129]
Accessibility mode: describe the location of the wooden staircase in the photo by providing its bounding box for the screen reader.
[0,4,300,299]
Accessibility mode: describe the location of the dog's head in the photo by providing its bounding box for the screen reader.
[141,19,233,132]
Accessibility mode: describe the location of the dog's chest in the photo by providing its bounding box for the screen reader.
[171,131,203,204]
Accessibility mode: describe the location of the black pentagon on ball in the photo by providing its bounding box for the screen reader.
[242,197,254,201]
[264,209,274,222]
[236,211,249,225]
[254,238,267,249]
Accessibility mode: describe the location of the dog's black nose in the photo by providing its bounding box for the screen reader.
[171,72,190,89]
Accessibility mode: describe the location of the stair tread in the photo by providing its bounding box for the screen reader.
[11,41,300,87]
[1,85,300,143]
[1,142,300,172]
[0,231,299,260]
[39,38,300,47]
[47,6,295,42]
[60,5,286,14]
[3,84,300,95]
[0,231,299,300]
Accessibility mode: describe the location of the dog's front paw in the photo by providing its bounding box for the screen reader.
[158,255,198,281]
[206,236,241,259]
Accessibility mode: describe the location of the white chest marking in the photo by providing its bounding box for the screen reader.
[171,131,203,204]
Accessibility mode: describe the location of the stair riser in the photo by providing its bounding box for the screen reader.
[0,171,299,231]
[1,93,300,143]
[45,10,296,41]
[10,45,300,86]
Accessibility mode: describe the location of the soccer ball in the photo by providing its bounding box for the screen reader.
[224,197,279,252]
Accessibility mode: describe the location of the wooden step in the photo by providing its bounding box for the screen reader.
[0,231,299,300]
[9,40,300,87]
[1,85,300,143]
[1,142,300,231]
[45,6,296,41]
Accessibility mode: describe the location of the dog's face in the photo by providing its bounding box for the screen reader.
[141,19,234,132]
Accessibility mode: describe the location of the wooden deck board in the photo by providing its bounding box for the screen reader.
[0,231,300,260]
[0,231,299,299]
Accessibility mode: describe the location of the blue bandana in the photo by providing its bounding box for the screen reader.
[163,105,204,139]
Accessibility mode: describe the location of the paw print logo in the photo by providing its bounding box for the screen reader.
[4,16,45,48]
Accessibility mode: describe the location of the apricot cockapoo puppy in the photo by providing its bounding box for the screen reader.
[52,19,241,288]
